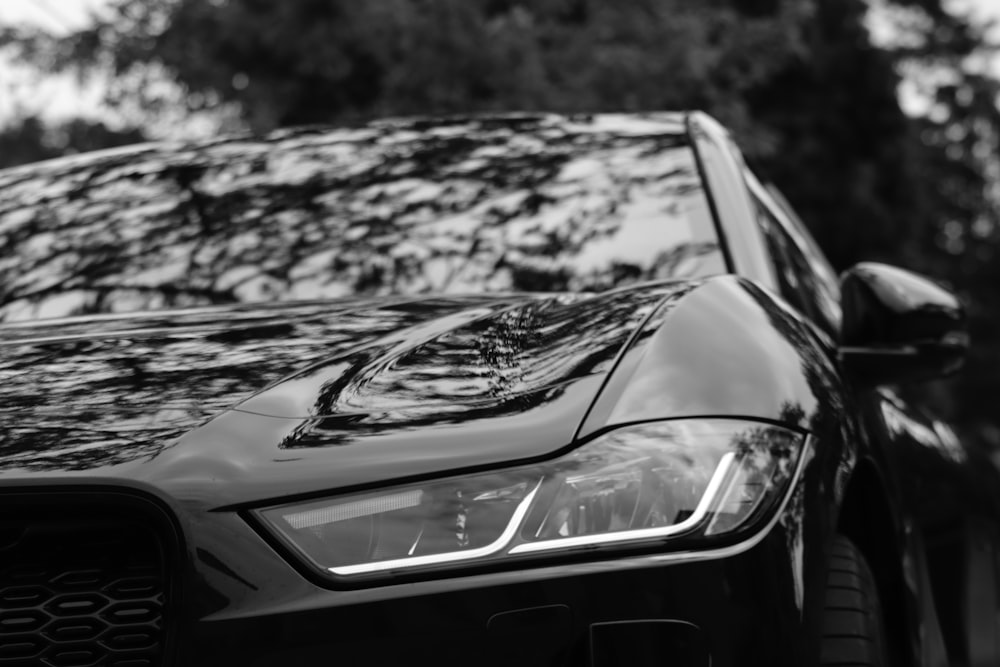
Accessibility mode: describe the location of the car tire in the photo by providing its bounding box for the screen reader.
[820,535,891,666]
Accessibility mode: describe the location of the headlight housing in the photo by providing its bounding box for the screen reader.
[253,418,805,582]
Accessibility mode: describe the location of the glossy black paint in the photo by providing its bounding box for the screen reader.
[0,297,489,471]
[579,276,841,438]
[1,476,820,666]
[840,262,969,385]
[0,113,996,667]
[0,276,842,665]
[0,284,682,495]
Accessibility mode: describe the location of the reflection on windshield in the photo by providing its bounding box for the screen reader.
[0,114,723,322]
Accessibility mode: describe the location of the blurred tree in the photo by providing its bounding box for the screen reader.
[1,0,810,143]
[0,117,54,168]
[863,0,1000,444]
[739,0,918,267]
[725,0,1000,447]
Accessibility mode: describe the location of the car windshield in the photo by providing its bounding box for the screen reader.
[0,114,726,322]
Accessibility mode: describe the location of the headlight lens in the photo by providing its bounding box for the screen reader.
[254,419,804,579]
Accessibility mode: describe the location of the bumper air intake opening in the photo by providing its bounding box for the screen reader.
[0,491,177,667]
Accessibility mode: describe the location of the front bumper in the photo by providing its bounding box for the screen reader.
[0,484,818,667]
[185,507,815,666]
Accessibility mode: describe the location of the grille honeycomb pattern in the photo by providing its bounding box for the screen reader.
[0,515,166,667]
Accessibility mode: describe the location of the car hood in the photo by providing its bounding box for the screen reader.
[0,283,688,486]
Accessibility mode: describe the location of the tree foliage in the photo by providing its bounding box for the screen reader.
[2,0,810,143]
[2,0,1000,446]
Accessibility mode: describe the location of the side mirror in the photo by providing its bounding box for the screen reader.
[839,262,968,385]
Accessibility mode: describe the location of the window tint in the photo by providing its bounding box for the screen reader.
[749,183,842,335]
[752,196,808,311]
[764,184,843,319]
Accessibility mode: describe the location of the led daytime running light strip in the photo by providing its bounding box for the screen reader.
[508,451,736,554]
[330,480,543,575]
[285,490,423,529]
[328,450,737,574]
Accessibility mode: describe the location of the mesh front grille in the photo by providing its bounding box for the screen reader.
[0,511,167,667]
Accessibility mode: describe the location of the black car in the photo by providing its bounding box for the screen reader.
[0,113,996,667]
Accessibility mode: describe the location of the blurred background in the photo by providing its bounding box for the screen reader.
[1,0,999,456]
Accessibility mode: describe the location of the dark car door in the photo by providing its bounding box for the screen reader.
[745,170,1000,666]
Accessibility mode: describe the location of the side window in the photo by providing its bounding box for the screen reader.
[752,195,809,311]
[764,184,843,322]
[748,179,842,336]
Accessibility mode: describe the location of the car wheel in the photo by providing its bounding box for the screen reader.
[820,535,891,666]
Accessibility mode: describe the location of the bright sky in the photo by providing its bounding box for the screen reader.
[0,0,108,32]
[954,0,1000,26]
[1,0,999,129]
[0,0,110,123]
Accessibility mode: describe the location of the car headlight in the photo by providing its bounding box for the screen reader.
[253,418,805,581]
